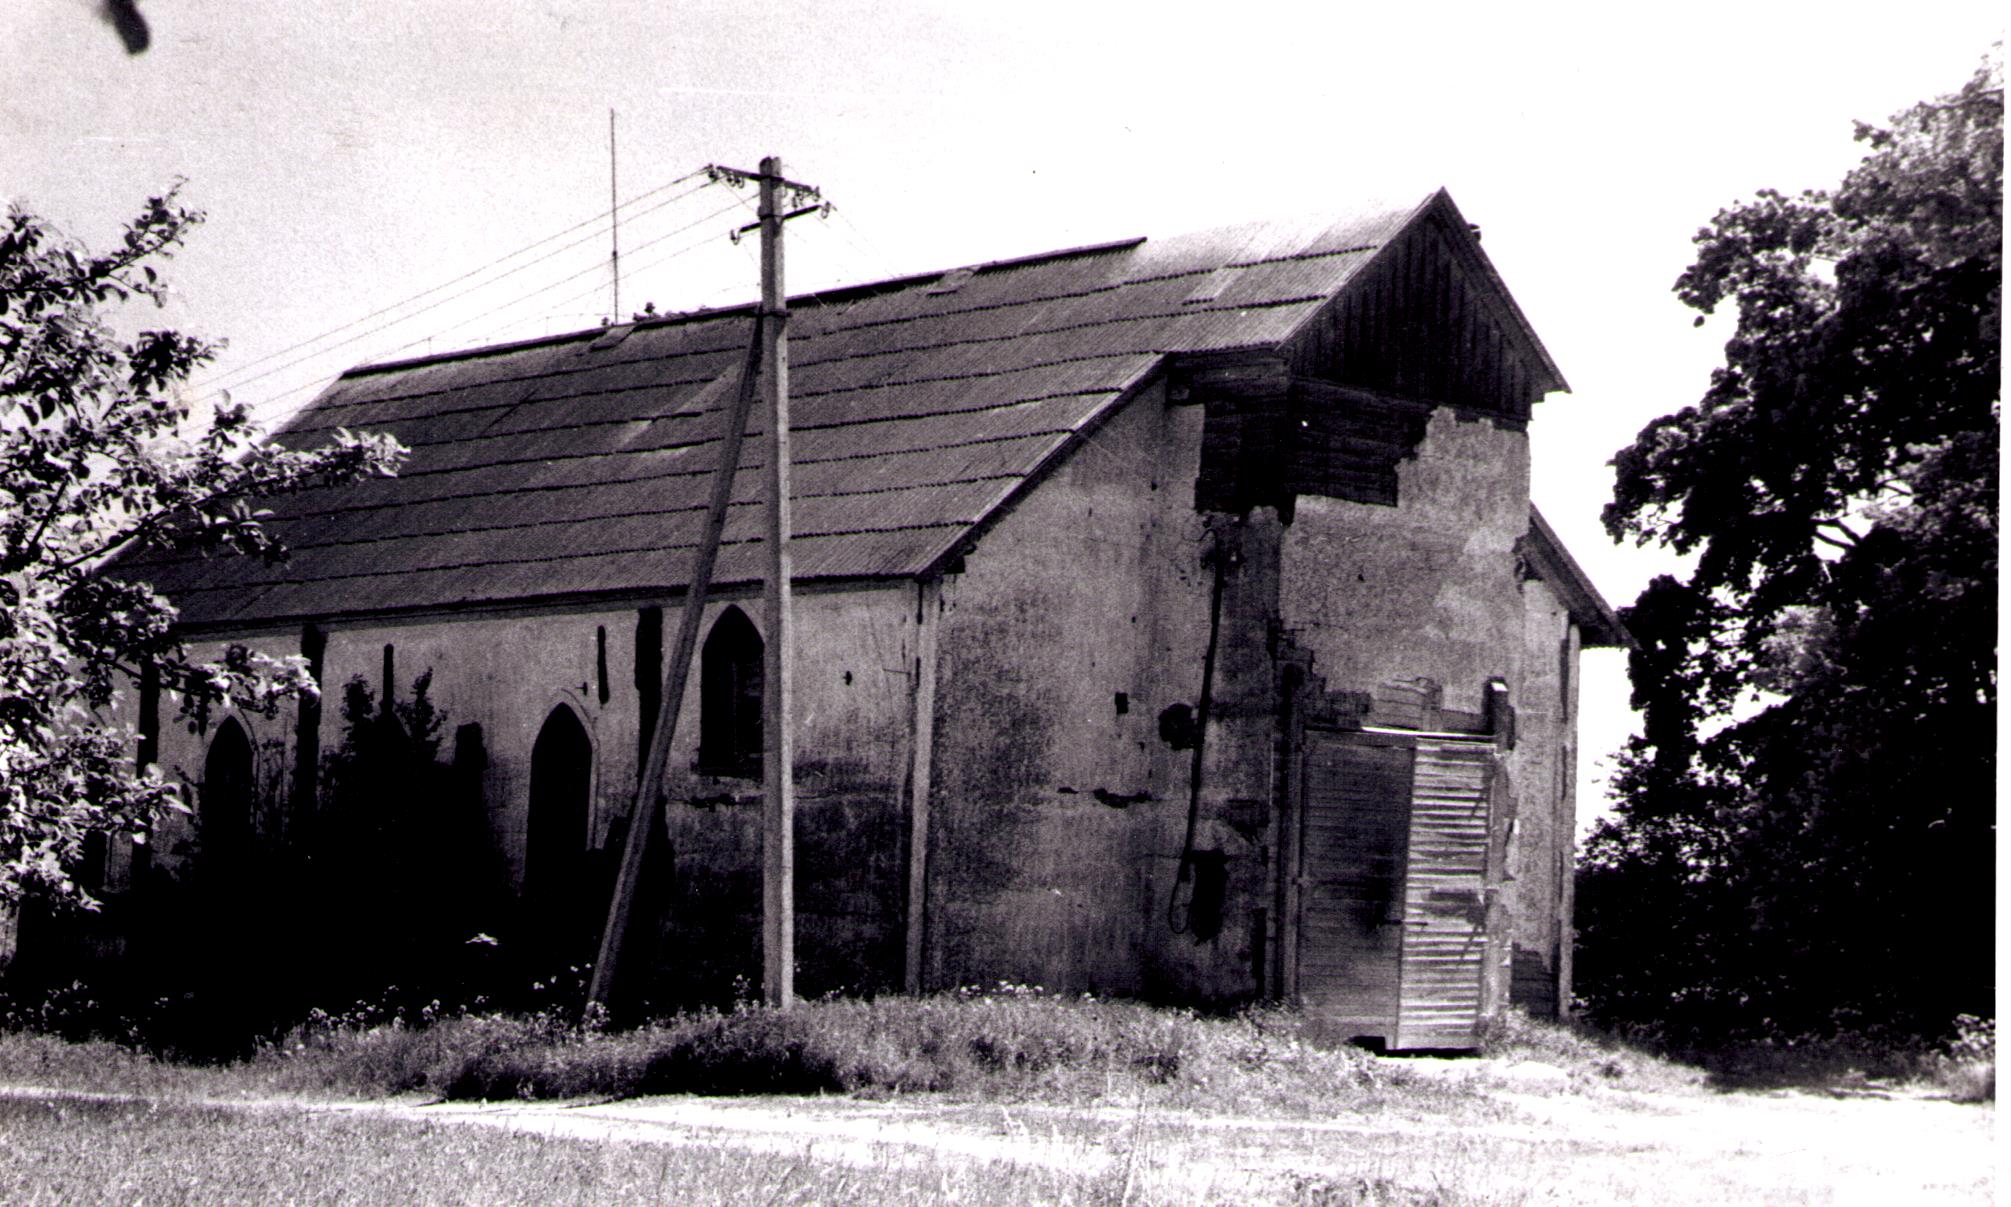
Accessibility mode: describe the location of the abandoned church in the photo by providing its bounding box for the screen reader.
[93,189,1624,1051]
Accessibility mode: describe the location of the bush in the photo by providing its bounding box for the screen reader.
[254,986,1388,1110]
[1921,1014,1994,1103]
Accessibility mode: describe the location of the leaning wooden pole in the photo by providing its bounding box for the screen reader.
[586,311,766,1011]
[757,155,797,1009]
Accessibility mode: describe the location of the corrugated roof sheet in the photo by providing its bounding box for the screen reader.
[135,190,1544,628]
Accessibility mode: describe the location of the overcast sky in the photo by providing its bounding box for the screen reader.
[4,0,2000,823]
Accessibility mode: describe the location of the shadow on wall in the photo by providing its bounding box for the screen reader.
[5,670,555,1056]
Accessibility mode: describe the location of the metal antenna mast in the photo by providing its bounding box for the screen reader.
[608,109,620,322]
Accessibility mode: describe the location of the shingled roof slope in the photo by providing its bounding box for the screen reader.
[136,191,1546,630]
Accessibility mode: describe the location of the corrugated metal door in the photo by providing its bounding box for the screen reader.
[1296,731,1413,1044]
[1393,737,1494,1050]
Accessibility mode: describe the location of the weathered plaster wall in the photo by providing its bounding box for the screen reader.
[649,583,921,1001]
[1504,575,1573,1016]
[924,380,1273,1003]
[1277,406,1576,1024]
[1276,408,1532,713]
[146,584,925,1004]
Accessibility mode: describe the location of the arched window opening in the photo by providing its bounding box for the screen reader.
[698,606,763,777]
[526,706,592,904]
[201,717,255,872]
[525,705,594,968]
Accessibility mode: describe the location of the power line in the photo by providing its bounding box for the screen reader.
[240,194,747,428]
[371,198,743,360]
[208,185,728,412]
[196,169,713,397]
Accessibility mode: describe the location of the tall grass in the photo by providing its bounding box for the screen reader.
[261,987,1402,1112]
[1569,1011,1997,1100]
[1477,1007,1707,1094]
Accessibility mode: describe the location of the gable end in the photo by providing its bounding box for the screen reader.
[1281,192,1565,423]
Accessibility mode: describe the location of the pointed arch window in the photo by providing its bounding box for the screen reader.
[698,606,763,778]
[201,717,255,872]
[526,705,591,905]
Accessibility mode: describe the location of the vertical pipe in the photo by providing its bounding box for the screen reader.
[759,155,796,1009]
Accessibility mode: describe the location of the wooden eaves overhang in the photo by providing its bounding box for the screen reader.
[1168,192,1572,520]
[1517,508,1632,649]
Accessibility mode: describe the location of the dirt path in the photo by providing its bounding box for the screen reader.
[3,1067,1995,1204]
[385,1080,1993,1204]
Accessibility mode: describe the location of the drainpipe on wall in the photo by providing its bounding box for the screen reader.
[1168,521,1234,934]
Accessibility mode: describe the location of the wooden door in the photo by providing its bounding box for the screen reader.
[1393,738,1493,1050]
[1296,729,1495,1050]
[1296,731,1413,1044]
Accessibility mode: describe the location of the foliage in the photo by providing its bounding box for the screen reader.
[0,188,403,908]
[306,671,513,1012]
[39,670,519,1059]
[1581,56,2000,1043]
[254,989,1394,1113]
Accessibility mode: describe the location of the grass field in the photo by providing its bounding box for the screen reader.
[0,997,1992,1205]
[0,1092,1144,1207]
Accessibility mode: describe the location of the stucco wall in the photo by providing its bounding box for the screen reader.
[1276,408,1532,713]
[1504,575,1574,1016]
[1276,406,1583,1022]
[648,583,922,1001]
[146,584,925,1004]
[923,379,1274,1003]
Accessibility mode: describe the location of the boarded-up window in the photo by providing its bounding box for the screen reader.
[699,606,763,777]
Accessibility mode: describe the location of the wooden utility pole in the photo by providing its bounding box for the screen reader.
[586,156,819,1015]
[587,313,765,1012]
[757,155,796,1010]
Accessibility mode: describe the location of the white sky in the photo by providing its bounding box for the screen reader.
[3,0,2001,827]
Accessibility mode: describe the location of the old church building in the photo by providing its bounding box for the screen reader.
[117,189,1623,1050]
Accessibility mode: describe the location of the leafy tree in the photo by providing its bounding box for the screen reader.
[1580,55,1999,1045]
[0,189,404,909]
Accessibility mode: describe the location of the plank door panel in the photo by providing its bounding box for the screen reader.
[1296,733,1412,1042]
[1394,738,1493,1050]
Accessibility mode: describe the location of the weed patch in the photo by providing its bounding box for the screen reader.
[1477,1008,1704,1093]
[248,988,1389,1110]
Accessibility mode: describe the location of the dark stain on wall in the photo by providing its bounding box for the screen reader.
[647,770,907,1008]
[924,600,1060,986]
[634,606,663,781]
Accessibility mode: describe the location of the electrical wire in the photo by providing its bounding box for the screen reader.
[236,192,747,427]
[194,169,712,397]
[200,181,720,408]
[370,198,743,361]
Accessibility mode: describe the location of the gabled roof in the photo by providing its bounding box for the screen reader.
[134,190,1565,630]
